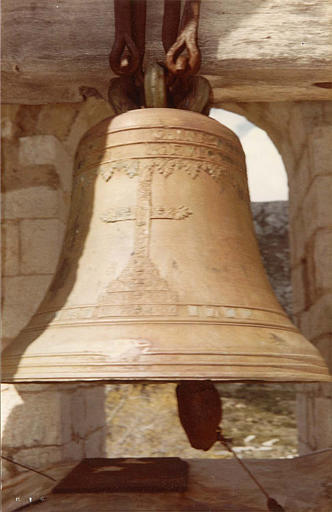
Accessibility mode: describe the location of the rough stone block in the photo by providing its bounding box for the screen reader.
[2,221,20,276]
[289,107,308,164]
[301,103,326,132]
[304,395,317,451]
[309,125,332,179]
[19,135,73,194]
[85,385,106,434]
[303,176,332,241]
[2,273,50,306]
[36,104,80,141]
[288,150,310,221]
[14,105,42,136]
[314,229,332,291]
[63,384,106,446]
[291,263,306,314]
[1,105,20,139]
[63,438,86,462]
[1,386,70,449]
[1,382,103,485]
[296,393,308,454]
[69,388,88,440]
[64,97,114,157]
[299,293,332,340]
[57,192,70,224]
[319,382,332,400]
[315,335,332,374]
[12,446,68,474]
[84,427,106,458]
[20,219,62,274]
[1,385,24,439]
[298,389,332,453]
[288,211,305,266]
[5,163,60,191]
[2,186,58,219]
[2,275,53,340]
[314,397,332,449]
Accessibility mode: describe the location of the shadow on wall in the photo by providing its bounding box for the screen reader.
[1,100,114,485]
[1,111,112,376]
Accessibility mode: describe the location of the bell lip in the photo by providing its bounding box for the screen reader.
[2,323,331,384]
[80,107,243,149]
[2,352,331,383]
[2,376,331,383]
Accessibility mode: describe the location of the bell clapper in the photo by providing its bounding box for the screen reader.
[176,381,284,511]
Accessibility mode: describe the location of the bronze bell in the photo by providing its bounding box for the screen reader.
[2,108,330,382]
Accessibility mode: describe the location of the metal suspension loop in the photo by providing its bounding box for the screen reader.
[110,0,146,76]
[165,0,201,77]
[130,0,147,81]
[109,0,207,113]
[162,0,181,53]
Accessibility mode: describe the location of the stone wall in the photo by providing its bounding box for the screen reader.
[251,201,291,317]
[1,383,106,479]
[1,100,331,482]
[220,101,332,453]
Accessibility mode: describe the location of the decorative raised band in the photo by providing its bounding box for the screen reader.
[28,303,291,330]
[80,126,243,160]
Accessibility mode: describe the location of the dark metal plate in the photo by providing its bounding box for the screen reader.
[52,457,188,493]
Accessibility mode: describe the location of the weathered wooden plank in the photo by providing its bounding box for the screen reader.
[2,0,332,104]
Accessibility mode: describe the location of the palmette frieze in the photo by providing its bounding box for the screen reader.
[76,158,249,201]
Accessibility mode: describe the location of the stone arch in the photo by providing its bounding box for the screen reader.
[210,107,288,202]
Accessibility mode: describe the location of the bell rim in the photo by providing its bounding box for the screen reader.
[2,323,330,383]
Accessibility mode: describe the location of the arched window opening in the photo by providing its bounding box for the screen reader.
[210,108,288,202]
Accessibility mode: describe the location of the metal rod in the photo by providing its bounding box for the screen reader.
[1,455,57,482]
[220,438,270,499]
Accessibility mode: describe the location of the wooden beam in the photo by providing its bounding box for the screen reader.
[2,0,332,104]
